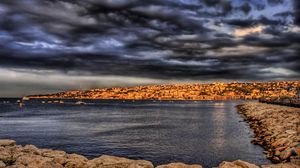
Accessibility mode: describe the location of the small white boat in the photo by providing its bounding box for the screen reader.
[22,97,30,101]
[75,101,86,105]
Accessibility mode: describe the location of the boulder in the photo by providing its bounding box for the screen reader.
[156,162,202,168]
[0,160,5,168]
[285,130,297,135]
[21,145,41,155]
[90,155,154,168]
[67,153,88,161]
[271,138,290,148]
[0,147,12,163]
[42,149,66,158]
[261,163,300,168]
[64,153,89,168]
[275,146,286,152]
[0,140,16,147]
[10,145,26,161]
[64,160,88,168]
[294,146,300,156]
[14,154,53,167]
[280,148,293,160]
[218,160,259,168]
[53,156,67,165]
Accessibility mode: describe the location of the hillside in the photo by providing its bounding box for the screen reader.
[28,81,300,100]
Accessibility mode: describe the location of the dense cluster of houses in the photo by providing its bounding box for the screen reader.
[31,81,300,100]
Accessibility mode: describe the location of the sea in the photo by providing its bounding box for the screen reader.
[0,98,270,168]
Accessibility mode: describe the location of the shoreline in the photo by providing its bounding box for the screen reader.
[26,97,247,101]
[4,97,251,102]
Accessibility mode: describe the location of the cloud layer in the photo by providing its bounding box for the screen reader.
[0,0,299,96]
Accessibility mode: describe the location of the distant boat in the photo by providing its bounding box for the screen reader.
[75,84,86,105]
[42,101,46,104]
[22,97,30,101]
[75,101,86,105]
[59,100,64,104]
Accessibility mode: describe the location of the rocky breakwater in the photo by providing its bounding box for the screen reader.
[237,102,300,165]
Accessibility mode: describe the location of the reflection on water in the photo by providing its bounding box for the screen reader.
[0,99,269,168]
[211,102,226,150]
[212,102,225,107]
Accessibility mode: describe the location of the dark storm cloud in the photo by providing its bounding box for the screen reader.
[295,1,300,25]
[0,0,299,88]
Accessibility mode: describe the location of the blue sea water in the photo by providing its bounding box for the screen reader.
[0,99,270,168]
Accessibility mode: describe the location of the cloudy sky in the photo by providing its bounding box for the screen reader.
[0,0,299,97]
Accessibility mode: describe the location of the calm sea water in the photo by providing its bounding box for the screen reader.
[0,99,270,168]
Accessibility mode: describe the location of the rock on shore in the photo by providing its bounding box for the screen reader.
[217,160,259,168]
[237,102,300,165]
[0,140,16,147]
[156,163,202,168]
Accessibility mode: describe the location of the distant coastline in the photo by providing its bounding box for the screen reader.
[27,81,300,101]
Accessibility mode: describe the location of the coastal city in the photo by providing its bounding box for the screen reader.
[30,81,300,100]
[1,0,300,167]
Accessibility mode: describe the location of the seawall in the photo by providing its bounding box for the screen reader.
[237,102,300,165]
